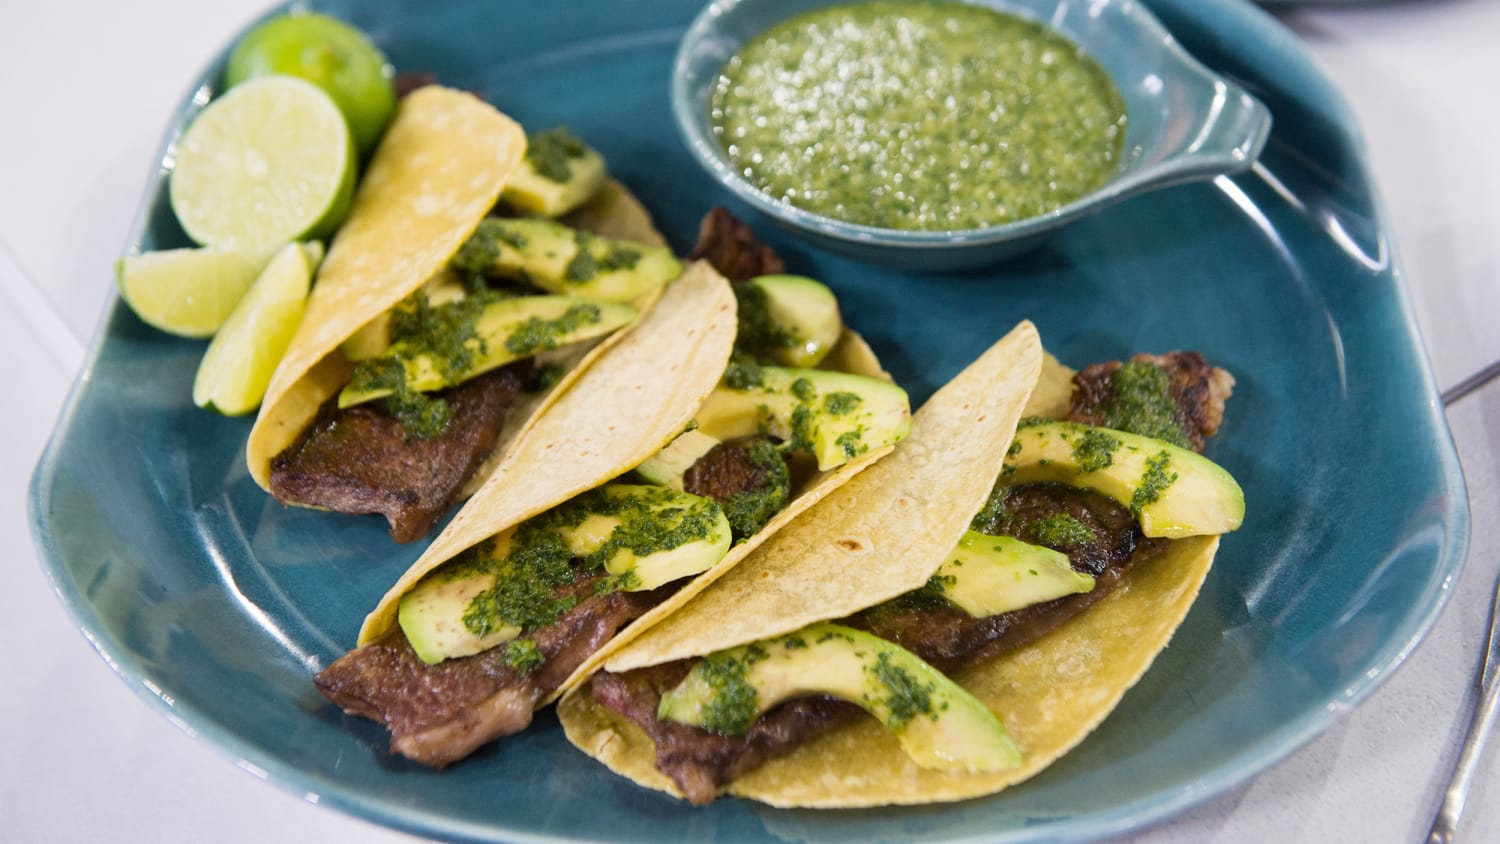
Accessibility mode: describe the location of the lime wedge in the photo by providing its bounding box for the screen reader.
[116,247,270,337]
[192,241,321,415]
[225,12,396,156]
[170,75,355,252]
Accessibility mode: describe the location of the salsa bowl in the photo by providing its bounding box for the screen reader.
[672,0,1273,268]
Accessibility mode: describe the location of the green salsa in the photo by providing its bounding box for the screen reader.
[712,1,1126,230]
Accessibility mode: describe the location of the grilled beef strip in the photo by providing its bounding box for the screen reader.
[1067,351,1234,451]
[315,575,671,768]
[687,207,786,283]
[682,435,792,541]
[270,363,528,543]
[586,354,1230,801]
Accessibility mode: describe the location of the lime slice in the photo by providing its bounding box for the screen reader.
[225,12,396,156]
[170,75,355,252]
[116,247,270,337]
[193,242,321,415]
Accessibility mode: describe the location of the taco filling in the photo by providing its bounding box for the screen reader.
[249,86,684,542]
[579,350,1236,804]
[314,213,912,767]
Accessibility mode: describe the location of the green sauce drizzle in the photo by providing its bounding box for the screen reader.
[868,651,937,729]
[526,126,589,184]
[1100,360,1191,448]
[693,644,770,735]
[1071,427,1121,473]
[502,638,545,675]
[1131,450,1178,516]
[1023,513,1096,547]
[720,439,791,541]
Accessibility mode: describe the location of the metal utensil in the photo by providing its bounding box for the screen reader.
[1426,570,1500,843]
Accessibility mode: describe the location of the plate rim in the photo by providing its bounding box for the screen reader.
[27,0,1472,841]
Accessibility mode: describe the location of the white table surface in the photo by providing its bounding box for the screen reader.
[3,1,1496,842]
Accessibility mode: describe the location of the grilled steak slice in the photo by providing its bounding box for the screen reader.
[687,207,785,282]
[270,364,527,543]
[1067,351,1234,452]
[588,662,861,805]
[315,576,667,768]
[682,436,791,540]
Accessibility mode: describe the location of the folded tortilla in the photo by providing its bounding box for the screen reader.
[246,88,668,506]
[559,323,1222,806]
[350,263,899,711]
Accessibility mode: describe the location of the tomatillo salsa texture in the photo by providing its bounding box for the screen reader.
[711,1,1127,230]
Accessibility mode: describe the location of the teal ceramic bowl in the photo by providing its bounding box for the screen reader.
[673,0,1273,268]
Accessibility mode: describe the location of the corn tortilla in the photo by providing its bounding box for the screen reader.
[357,260,737,644]
[248,87,526,488]
[596,322,1043,674]
[559,329,1224,807]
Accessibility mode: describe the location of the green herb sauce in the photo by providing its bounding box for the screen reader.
[503,303,603,356]
[1024,513,1096,547]
[453,487,724,638]
[712,1,1126,230]
[732,282,797,362]
[720,438,791,541]
[868,651,937,729]
[526,126,589,184]
[502,638,545,675]
[1071,427,1121,473]
[1131,450,1178,516]
[692,644,770,735]
[1100,360,1191,448]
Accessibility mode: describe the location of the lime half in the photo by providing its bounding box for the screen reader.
[225,12,396,156]
[170,75,355,252]
[116,247,270,337]
[193,241,321,415]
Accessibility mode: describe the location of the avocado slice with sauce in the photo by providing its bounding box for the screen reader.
[1005,420,1244,539]
[399,484,732,665]
[934,532,1094,618]
[635,429,723,490]
[453,218,682,303]
[338,294,635,407]
[736,275,843,368]
[658,623,1022,773]
[501,127,607,218]
[695,366,911,471]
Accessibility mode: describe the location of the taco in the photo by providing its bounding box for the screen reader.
[559,324,1243,807]
[247,87,686,542]
[312,215,915,767]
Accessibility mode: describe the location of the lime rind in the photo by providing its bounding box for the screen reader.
[116,247,271,338]
[170,75,355,252]
[192,241,318,415]
[224,12,396,156]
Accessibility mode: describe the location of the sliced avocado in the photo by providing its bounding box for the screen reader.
[557,484,733,592]
[398,484,731,665]
[339,295,635,407]
[658,623,1022,772]
[501,127,607,217]
[452,218,681,303]
[695,365,911,471]
[635,429,723,490]
[934,532,1094,618]
[1005,420,1244,539]
[341,269,467,361]
[736,275,843,368]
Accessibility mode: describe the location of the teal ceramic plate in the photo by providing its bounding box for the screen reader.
[29,1,1469,841]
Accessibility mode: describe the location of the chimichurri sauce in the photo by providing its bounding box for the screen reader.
[711,1,1127,231]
